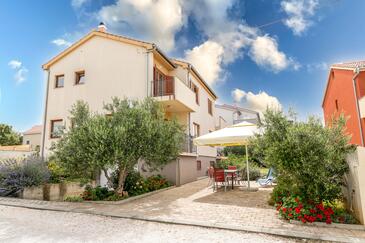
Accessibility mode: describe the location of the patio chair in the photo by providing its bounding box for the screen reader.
[207,166,215,186]
[213,168,227,192]
[226,165,238,185]
[257,167,275,186]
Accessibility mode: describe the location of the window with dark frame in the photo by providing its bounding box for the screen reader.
[75,71,85,85]
[55,75,64,88]
[192,83,199,105]
[208,99,213,115]
[50,119,63,138]
[197,160,202,171]
[193,123,200,137]
[26,140,30,145]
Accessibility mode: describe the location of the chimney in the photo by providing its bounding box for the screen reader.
[98,22,107,32]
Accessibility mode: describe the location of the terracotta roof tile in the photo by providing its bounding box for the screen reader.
[23,125,42,135]
[331,61,365,70]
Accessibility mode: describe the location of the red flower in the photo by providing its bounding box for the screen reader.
[288,213,293,218]
[326,218,332,224]
[276,205,281,211]
[301,218,306,223]
[282,208,287,213]
[310,209,316,214]
[298,203,303,209]
[289,208,293,212]
[317,214,323,220]
[295,207,301,214]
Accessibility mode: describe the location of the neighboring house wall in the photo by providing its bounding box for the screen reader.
[215,104,260,129]
[322,69,365,146]
[23,133,41,150]
[345,146,365,224]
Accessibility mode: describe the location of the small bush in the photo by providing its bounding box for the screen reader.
[64,196,83,202]
[145,175,171,191]
[82,185,115,201]
[0,156,50,196]
[240,166,261,181]
[123,171,149,196]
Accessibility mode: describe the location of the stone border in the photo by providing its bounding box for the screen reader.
[290,219,365,231]
[81,186,176,205]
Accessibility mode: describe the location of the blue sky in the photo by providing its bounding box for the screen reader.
[1,0,365,132]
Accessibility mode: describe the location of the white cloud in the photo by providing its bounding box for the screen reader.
[8,60,22,69]
[71,0,89,9]
[98,0,184,52]
[281,0,319,35]
[8,60,28,84]
[306,62,328,72]
[232,88,282,112]
[249,35,295,72]
[184,41,224,86]
[51,38,72,47]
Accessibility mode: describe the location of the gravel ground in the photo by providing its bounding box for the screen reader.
[0,205,299,243]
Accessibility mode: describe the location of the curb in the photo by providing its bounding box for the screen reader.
[290,219,365,231]
[81,186,176,205]
[0,199,363,242]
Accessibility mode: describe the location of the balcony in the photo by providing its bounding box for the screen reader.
[181,134,197,154]
[152,76,198,112]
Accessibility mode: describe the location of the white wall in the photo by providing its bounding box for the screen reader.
[23,133,41,150]
[43,36,151,155]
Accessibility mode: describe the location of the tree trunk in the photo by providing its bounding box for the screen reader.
[117,167,127,194]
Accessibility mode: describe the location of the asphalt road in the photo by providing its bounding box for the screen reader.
[0,205,298,243]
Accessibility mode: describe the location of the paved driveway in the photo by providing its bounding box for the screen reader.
[1,178,365,242]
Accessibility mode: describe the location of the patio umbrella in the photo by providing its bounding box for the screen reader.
[193,121,260,190]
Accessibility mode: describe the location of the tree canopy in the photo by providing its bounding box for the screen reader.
[251,109,355,202]
[0,124,21,146]
[52,98,184,192]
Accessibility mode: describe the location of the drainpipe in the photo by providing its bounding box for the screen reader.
[41,70,50,160]
[352,67,364,146]
[145,45,156,97]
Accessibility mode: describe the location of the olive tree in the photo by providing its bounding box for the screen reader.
[0,124,21,146]
[251,109,355,202]
[53,98,184,193]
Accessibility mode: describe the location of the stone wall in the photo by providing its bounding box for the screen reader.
[22,181,95,201]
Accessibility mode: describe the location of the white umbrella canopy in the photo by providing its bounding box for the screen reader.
[194,121,260,146]
[193,121,260,190]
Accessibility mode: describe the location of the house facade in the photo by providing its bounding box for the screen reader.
[40,24,217,185]
[322,61,365,146]
[215,104,261,130]
[22,125,42,151]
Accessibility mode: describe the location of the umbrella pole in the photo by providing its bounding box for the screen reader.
[246,144,250,189]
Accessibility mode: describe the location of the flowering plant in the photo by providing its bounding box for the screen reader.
[276,195,356,224]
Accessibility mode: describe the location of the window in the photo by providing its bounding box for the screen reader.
[50,119,63,138]
[55,75,64,88]
[197,160,202,171]
[75,71,85,85]
[193,123,200,137]
[335,99,339,111]
[208,99,213,115]
[192,83,199,105]
[26,140,30,145]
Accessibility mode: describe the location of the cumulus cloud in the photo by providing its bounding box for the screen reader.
[281,0,319,35]
[8,60,22,69]
[8,60,28,84]
[232,88,282,112]
[249,35,296,72]
[184,41,224,86]
[51,38,72,47]
[71,0,89,9]
[98,0,184,52]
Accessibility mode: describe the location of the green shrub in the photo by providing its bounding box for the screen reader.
[123,171,148,196]
[64,196,83,202]
[145,175,171,191]
[240,166,261,181]
[82,185,115,201]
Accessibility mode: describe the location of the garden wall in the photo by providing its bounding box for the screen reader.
[345,146,365,224]
[21,181,95,201]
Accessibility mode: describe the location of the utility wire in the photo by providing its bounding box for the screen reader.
[256,18,284,29]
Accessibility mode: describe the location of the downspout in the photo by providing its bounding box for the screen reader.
[41,69,50,160]
[352,67,364,146]
[146,45,156,97]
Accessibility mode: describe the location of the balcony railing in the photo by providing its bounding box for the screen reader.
[153,76,174,97]
[181,134,197,154]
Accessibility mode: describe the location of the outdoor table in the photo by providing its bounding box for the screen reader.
[224,169,238,189]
